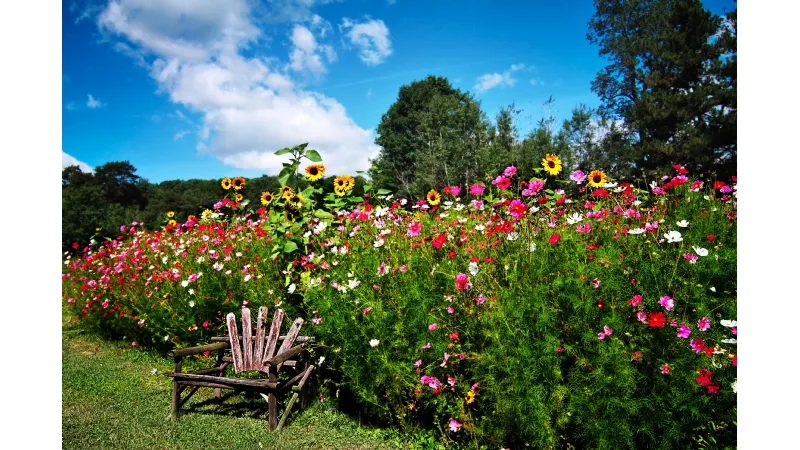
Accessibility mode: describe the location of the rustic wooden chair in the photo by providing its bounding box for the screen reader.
[164,307,314,430]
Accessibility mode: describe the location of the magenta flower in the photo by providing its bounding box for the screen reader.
[455,273,470,291]
[469,184,485,196]
[570,170,587,184]
[414,360,422,367]
[449,418,462,432]
[447,307,454,314]
[677,323,692,339]
[428,323,438,331]
[528,179,544,194]
[422,342,431,349]
[636,311,647,322]
[407,221,422,237]
[491,176,511,190]
[475,294,486,305]
[504,166,517,177]
[658,295,674,311]
[592,278,601,289]
[598,332,606,340]
[661,363,671,374]
[697,317,711,331]
[471,199,484,209]
[362,307,372,317]
[683,253,699,264]
[690,338,705,353]
[604,325,613,336]
[447,375,457,386]
[628,294,642,307]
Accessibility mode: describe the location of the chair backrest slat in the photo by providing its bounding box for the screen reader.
[241,308,253,370]
[253,306,268,372]
[273,318,303,371]
[226,312,243,373]
[263,309,285,365]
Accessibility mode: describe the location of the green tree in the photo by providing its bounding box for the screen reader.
[588,0,736,177]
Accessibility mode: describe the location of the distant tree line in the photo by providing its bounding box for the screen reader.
[62,0,735,250]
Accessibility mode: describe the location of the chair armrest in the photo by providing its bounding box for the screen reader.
[168,341,231,358]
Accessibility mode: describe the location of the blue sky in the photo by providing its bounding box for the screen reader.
[62,0,736,183]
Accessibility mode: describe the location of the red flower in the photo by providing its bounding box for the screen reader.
[72,242,79,249]
[556,197,566,204]
[706,383,720,394]
[448,251,457,259]
[549,234,561,245]
[703,347,714,357]
[449,331,459,341]
[706,234,715,242]
[695,368,715,387]
[713,181,726,190]
[592,189,609,197]
[223,244,233,254]
[672,164,688,175]
[432,235,447,249]
[648,312,667,328]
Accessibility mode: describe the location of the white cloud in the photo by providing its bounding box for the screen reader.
[340,17,392,66]
[174,130,191,140]
[474,63,525,94]
[529,78,544,86]
[288,24,336,75]
[97,0,379,175]
[86,94,104,108]
[62,151,94,173]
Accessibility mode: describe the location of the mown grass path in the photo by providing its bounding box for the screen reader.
[62,326,406,450]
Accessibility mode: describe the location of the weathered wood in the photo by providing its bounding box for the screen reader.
[215,349,226,399]
[184,364,228,376]
[167,372,278,389]
[226,313,243,373]
[254,306,268,371]
[241,308,253,370]
[263,309,285,365]
[178,386,200,409]
[268,369,278,431]
[169,357,183,420]
[168,341,230,358]
[273,318,303,371]
[265,343,306,368]
[291,364,315,392]
[223,356,297,367]
[210,335,314,343]
[276,392,299,431]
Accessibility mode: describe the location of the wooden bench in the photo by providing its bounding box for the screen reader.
[164,307,314,430]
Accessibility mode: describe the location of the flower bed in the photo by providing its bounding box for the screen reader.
[62,148,737,448]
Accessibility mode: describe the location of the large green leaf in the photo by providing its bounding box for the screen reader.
[305,149,322,162]
[314,209,334,219]
[377,189,392,195]
[283,241,298,254]
[274,147,293,156]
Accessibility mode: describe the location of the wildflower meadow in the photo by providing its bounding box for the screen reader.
[62,145,737,449]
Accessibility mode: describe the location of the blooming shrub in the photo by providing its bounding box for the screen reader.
[62,146,737,448]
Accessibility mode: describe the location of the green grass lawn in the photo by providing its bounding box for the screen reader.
[62,325,410,450]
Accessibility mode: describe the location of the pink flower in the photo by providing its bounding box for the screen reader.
[528,179,544,194]
[556,347,564,353]
[447,307,454,314]
[697,317,711,331]
[440,352,450,367]
[636,311,647,322]
[449,418,462,432]
[658,295,674,311]
[660,363,671,374]
[455,273,470,291]
[202,321,209,328]
[447,375,456,386]
[504,166,517,177]
[604,325,613,336]
[429,323,438,331]
[407,221,422,237]
[628,294,642,307]
[491,176,511,190]
[731,327,737,335]
[471,199,485,209]
[414,360,422,367]
[683,253,699,264]
[131,341,137,346]
[362,307,372,317]
[690,338,705,353]
[576,223,592,233]
[422,342,431,349]
[570,170,587,184]
[592,278,601,289]
[677,323,692,339]
[475,294,486,305]
[508,199,527,219]
[399,265,408,272]
[598,332,606,340]
[311,317,322,325]
[469,184,485,196]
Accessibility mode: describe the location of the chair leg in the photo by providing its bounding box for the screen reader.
[277,392,299,431]
[169,381,179,420]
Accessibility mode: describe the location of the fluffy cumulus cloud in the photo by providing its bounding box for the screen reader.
[474,63,525,94]
[96,0,379,174]
[340,17,392,66]
[62,151,94,173]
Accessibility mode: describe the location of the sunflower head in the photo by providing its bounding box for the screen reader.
[283,204,301,222]
[232,177,246,190]
[167,219,177,227]
[221,177,232,190]
[587,169,608,188]
[166,211,175,218]
[260,191,275,206]
[305,164,326,182]
[201,209,213,219]
[280,186,294,200]
[288,194,304,207]
[542,154,563,176]
[465,390,476,404]
[334,186,348,197]
[235,193,244,202]
[427,190,441,206]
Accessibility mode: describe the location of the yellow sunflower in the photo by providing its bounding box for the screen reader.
[587,169,608,188]
[221,177,232,190]
[280,186,294,200]
[232,177,246,190]
[260,191,275,206]
[426,190,441,206]
[334,174,355,192]
[235,193,243,202]
[201,209,213,219]
[167,219,177,227]
[542,154,563,176]
[166,211,175,218]
[334,186,348,197]
[288,194,304,207]
[305,164,326,182]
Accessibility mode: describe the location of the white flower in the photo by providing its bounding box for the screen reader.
[710,286,716,292]
[507,232,519,241]
[244,274,252,282]
[181,280,190,288]
[528,242,536,252]
[287,283,296,294]
[347,279,361,290]
[731,380,737,394]
[720,319,737,327]
[164,335,170,342]
[188,300,195,308]
[373,238,385,248]
[188,289,194,295]
[474,224,485,232]
[150,368,158,375]
[317,356,325,365]
[604,182,618,188]
[468,261,480,276]
[721,338,737,344]
[663,231,683,243]
[369,339,380,347]
[676,220,690,228]
[692,246,709,257]
[566,213,583,225]
[627,228,646,235]
[632,200,642,206]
